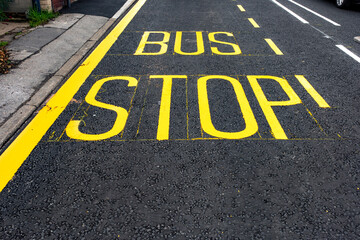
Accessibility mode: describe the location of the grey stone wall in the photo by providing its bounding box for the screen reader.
[6,0,33,13]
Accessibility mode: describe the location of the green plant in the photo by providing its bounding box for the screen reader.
[0,41,8,47]
[27,8,58,27]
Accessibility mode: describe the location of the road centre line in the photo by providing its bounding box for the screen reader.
[336,45,360,64]
[271,0,309,24]
[288,0,340,26]
[0,0,148,192]
[248,18,260,28]
[237,5,246,12]
[264,39,284,55]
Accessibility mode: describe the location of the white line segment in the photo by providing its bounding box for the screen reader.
[336,45,360,63]
[288,0,340,26]
[271,0,309,24]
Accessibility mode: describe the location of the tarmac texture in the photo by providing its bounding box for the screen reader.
[1,0,360,238]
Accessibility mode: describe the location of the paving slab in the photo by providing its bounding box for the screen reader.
[8,27,65,62]
[45,13,84,29]
[0,15,109,125]
[0,22,29,36]
[0,34,14,42]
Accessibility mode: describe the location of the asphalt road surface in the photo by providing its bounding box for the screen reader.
[1,0,360,238]
[61,0,127,18]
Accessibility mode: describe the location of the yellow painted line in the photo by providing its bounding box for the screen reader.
[0,0,148,192]
[295,75,330,108]
[152,75,187,140]
[304,106,326,134]
[248,18,260,28]
[264,38,284,55]
[237,5,246,12]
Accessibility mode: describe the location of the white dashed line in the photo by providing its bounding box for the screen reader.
[336,45,360,63]
[271,0,309,24]
[288,0,341,26]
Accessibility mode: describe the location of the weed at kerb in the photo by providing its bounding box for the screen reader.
[0,41,8,47]
[27,8,58,27]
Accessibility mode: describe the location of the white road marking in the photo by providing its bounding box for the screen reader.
[271,0,309,24]
[288,0,341,26]
[112,0,137,19]
[336,45,360,63]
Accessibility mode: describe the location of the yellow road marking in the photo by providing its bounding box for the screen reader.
[185,78,190,140]
[237,5,246,12]
[295,75,330,108]
[134,31,170,55]
[198,75,258,139]
[135,77,151,138]
[0,0,148,192]
[208,32,242,55]
[304,106,327,135]
[264,38,284,55]
[120,77,140,139]
[248,75,302,140]
[248,18,260,28]
[174,31,205,55]
[65,76,138,141]
[151,75,187,140]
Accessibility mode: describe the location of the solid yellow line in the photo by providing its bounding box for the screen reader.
[248,18,260,28]
[295,75,330,108]
[237,5,246,12]
[264,38,284,55]
[156,77,172,140]
[185,78,189,140]
[0,0,148,192]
